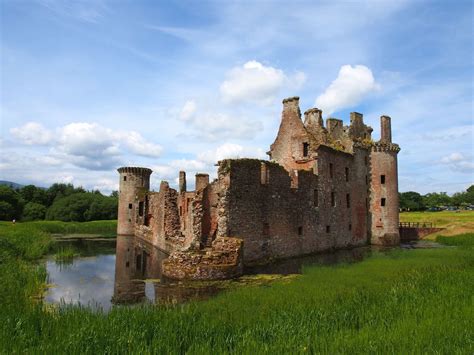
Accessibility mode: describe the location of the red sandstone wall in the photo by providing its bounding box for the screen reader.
[220,154,369,264]
[369,148,400,245]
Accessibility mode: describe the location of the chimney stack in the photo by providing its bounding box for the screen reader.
[380,115,392,143]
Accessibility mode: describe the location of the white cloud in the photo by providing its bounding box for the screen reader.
[10,122,53,145]
[191,112,262,141]
[220,60,306,105]
[9,121,162,171]
[198,143,266,164]
[180,100,197,121]
[441,152,474,173]
[315,65,380,116]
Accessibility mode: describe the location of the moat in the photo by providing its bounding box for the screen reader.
[43,236,439,311]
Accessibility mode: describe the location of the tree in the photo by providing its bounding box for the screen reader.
[399,191,424,211]
[0,186,23,220]
[0,201,14,220]
[22,202,47,221]
[46,192,117,222]
[422,192,451,209]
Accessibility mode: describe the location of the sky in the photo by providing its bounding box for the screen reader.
[1,0,473,195]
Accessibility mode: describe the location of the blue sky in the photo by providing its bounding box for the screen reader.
[1,0,472,194]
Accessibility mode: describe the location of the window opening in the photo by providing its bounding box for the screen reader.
[381,175,386,184]
[381,198,386,207]
[303,142,309,157]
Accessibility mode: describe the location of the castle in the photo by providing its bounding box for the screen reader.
[116,96,400,280]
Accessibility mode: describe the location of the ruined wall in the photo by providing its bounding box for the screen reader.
[269,97,315,172]
[218,154,368,264]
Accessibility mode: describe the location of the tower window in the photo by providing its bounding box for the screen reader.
[381,198,386,207]
[329,163,334,178]
[381,175,386,184]
[346,193,350,208]
[303,142,309,157]
[313,189,318,207]
[260,163,270,185]
[326,225,330,233]
[263,223,270,236]
[345,167,349,182]
[138,201,144,217]
[298,226,303,236]
[331,192,336,207]
[123,176,127,181]
[128,203,132,209]
[349,224,352,231]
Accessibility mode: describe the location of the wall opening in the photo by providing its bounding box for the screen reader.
[364,156,368,166]
[313,189,318,207]
[138,201,144,217]
[349,224,352,231]
[381,198,386,207]
[326,225,330,233]
[260,163,270,185]
[298,226,303,236]
[303,142,309,157]
[331,191,336,207]
[381,175,386,184]
[263,223,270,236]
[123,176,127,181]
[329,163,334,178]
[128,203,132,209]
[346,193,350,208]
[366,175,368,185]
[345,167,349,182]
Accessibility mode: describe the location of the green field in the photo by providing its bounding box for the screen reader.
[400,210,474,238]
[0,220,117,237]
[0,221,473,353]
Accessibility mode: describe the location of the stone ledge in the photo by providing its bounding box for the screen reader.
[162,237,243,280]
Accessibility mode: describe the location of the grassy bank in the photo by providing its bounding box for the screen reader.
[0,220,117,237]
[0,222,473,353]
[400,210,474,239]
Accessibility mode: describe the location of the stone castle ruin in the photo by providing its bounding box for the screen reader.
[117,96,400,280]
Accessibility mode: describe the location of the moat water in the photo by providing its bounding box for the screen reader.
[44,236,439,311]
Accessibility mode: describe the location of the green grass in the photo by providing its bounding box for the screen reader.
[0,220,117,237]
[54,246,78,264]
[436,233,474,247]
[0,223,473,353]
[399,210,474,227]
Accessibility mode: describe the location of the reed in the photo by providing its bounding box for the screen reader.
[0,222,472,354]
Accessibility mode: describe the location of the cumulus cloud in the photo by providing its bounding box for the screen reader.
[220,60,306,105]
[10,122,53,145]
[198,143,266,164]
[9,121,162,171]
[441,152,474,173]
[315,65,380,116]
[191,112,262,141]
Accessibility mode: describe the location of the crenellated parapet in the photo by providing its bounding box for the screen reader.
[117,167,152,176]
[371,142,401,153]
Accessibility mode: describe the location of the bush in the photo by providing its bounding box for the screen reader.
[46,193,117,222]
[22,202,47,221]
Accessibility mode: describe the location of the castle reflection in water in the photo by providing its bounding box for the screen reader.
[112,236,221,305]
[112,235,371,306]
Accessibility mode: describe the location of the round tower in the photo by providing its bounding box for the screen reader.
[117,167,152,236]
[369,116,400,245]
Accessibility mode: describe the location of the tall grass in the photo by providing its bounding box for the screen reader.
[0,223,473,353]
[0,220,117,237]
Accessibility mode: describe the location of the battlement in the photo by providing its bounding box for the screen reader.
[117,167,153,176]
[371,142,401,153]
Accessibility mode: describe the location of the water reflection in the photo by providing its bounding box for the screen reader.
[46,236,406,311]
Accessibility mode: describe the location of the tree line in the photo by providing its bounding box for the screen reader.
[399,185,474,211]
[0,183,118,221]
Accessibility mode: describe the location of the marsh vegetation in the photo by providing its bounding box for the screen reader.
[0,215,473,353]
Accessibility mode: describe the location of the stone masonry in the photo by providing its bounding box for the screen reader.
[117,96,400,280]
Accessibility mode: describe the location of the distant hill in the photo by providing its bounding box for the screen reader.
[0,180,25,189]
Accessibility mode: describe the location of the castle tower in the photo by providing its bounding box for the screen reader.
[117,167,152,236]
[369,116,400,245]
